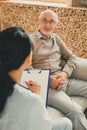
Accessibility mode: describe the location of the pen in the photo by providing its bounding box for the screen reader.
[17,82,29,90]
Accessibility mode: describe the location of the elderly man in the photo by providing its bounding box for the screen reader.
[30,9,87,130]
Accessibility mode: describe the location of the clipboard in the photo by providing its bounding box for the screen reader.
[20,69,50,107]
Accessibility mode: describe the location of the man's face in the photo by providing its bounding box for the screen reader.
[39,12,57,38]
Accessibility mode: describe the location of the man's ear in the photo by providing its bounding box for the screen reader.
[39,18,41,23]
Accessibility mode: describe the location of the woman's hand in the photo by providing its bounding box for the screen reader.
[25,81,41,94]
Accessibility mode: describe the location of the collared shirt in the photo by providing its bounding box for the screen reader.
[30,30,77,77]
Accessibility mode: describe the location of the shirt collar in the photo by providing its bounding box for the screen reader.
[35,30,54,40]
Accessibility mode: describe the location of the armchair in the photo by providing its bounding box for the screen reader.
[47,57,87,118]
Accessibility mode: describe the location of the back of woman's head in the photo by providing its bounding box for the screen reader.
[0,27,32,114]
[0,27,32,71]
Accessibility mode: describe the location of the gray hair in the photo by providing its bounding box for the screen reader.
[39,9,58,23]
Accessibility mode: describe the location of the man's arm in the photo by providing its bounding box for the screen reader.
[50,35,77,90]
[55,35,77,77]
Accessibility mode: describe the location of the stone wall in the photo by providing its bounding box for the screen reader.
[0,1,87,58]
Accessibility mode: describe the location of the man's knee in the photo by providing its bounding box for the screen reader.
[66,107,83,121]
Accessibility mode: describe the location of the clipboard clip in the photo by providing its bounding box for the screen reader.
[25,69,42,73]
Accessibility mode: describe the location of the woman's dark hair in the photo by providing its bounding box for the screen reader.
[0,27,33,114]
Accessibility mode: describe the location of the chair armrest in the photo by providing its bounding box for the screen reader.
[71,57,87,81]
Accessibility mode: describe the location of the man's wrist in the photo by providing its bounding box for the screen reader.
[62,71,69,78]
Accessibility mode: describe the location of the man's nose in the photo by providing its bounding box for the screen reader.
[46,21,50,26]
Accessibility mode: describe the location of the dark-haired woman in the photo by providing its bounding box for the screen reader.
[0,27,72,130]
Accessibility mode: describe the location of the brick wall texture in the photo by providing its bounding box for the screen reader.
[0,1,87,58]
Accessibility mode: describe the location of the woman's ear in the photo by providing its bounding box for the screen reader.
[26,52,32,65]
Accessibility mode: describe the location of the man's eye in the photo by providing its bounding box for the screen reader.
[41,18,56,25]
[50,20,55,24]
